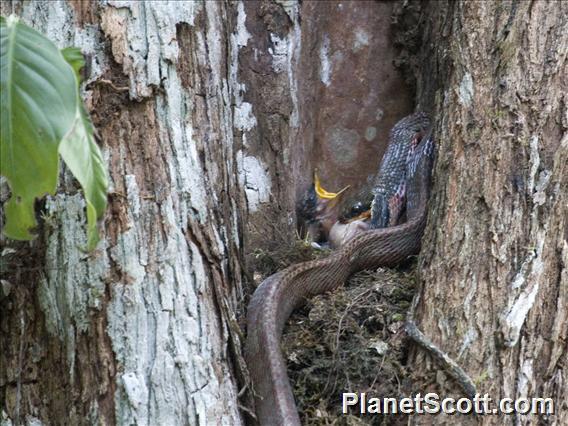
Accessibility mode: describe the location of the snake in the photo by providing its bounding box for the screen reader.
[245,112,435,425]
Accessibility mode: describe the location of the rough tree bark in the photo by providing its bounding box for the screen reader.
[410,1,567,424]
[1,1,246,424]
[2,1,565,425]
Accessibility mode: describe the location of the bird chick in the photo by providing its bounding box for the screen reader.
[328,219,369,249]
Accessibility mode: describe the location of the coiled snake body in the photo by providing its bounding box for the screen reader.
[245,113,435,425]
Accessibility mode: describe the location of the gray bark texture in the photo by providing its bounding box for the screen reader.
[0,1,566,425]
[1,1,246,424]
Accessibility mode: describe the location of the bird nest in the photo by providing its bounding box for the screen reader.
[250,240,420,425]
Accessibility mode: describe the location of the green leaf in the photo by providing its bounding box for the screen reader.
[61,47,85,82]
[59,104,108,250]
[1,15,108,249]
[1,15,78,239]
[60,46,108,250]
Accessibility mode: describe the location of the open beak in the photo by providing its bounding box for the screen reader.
[314,171,350,201]
[347,209,371,222]
[313,170,350,223]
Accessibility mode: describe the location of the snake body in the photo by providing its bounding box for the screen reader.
[245,113,434,425]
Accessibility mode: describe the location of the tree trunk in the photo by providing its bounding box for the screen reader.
[410,1,567,424]
[2,1,565,425]
[1,1,246,424]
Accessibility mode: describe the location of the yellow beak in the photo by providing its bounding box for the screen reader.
[314,170,350,200]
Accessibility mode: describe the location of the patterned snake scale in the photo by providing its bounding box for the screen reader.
[245,113,434,425]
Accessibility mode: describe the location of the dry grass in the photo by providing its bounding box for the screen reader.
[250,236,422,425]
[283,267,417,425]
[249,235,332,280]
